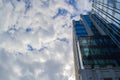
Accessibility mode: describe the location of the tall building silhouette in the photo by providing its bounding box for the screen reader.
[73,0,120,80]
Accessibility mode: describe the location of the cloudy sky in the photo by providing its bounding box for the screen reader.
[0,0,91,80]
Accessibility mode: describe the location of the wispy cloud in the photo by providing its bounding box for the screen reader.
[0,0,91,80]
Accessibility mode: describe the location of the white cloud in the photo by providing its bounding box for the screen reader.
[0,0,91,80]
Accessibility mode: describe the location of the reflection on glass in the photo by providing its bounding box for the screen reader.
[104,0,108,4]
[116,0,120,2]
[116,2,120,9]
[108,0,114,7]
[83,48,89,56]
[81,39,87,44]
[114,12,120,20]
[74,21,88,37]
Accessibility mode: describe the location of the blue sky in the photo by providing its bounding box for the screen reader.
[0,0,92,80]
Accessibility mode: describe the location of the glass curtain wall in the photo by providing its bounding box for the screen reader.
[79,36,120,67]
[73,20,88,38]
[92,0,120,48]
[92,0,120,27]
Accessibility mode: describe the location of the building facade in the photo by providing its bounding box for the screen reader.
[73,14,120,80]
[92,0,120,48]
[73,0,120,80]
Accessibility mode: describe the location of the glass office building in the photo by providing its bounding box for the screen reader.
[92,0,120,48]
[73,0,120,80]
[73,15,120,80]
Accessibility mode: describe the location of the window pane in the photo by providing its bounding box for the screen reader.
[116,0,120,2]
[81,39,87,44]
[108,9,113,15]
[116,2,120,9]
[104,0,108,4]
[83,48,89,56]
[108,0,114,7]
[113,21,119,27]
[114,12,120,21]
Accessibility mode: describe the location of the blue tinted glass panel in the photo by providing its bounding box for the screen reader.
[117,0,120,2]
[76,29,86,33]
[113,21,119,27]
[74,20,87,37]
[114,12,120,21]
[108,9,113,15]
[83,15,91,22]
[75,21,80,24]
[104,0,107,4]
[116,2,120,9]
[77,33,87,37]
[82,15,92,27]
[108,0,114,7]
